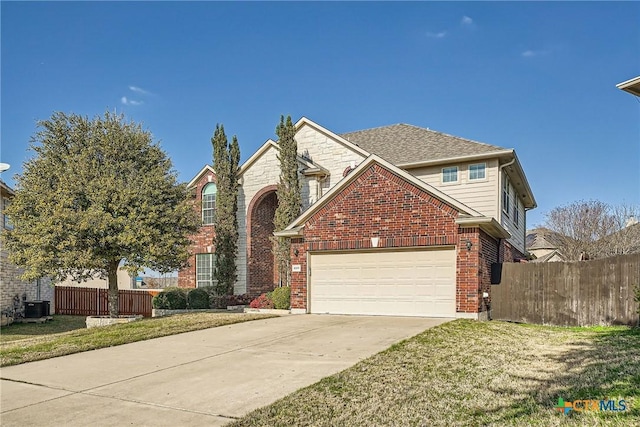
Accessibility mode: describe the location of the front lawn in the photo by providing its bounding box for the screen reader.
[232,320,640,426]
[0,315,87,343]
[0,312,275,367]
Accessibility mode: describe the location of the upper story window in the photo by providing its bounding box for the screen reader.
[2,197,13,230]
[502,176,511,217]
[469,163,486,180]
[202,183,217,225]
[514,197,521,228]
[442,166,458,183]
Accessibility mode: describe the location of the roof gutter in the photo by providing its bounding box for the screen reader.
[273,226,304,238]
[455,217,511,239]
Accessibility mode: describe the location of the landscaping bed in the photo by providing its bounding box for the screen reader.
[231,320,639,426]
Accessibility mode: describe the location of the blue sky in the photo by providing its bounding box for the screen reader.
[2,1,639,228]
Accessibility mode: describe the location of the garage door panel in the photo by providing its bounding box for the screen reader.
[310,249,455,317]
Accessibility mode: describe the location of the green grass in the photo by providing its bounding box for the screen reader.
[0,315,87,342]
[231,320,640,426]
[0,312,275,367]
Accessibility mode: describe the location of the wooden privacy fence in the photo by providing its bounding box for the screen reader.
[491,253,640,326]
[55,286,157,317]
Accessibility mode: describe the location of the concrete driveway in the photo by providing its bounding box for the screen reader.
[0,314,450,426]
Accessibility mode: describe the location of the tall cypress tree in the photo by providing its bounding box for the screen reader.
[211,125,239,295]
[273,115,301,287]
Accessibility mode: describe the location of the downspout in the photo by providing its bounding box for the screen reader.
[488,157,517,320]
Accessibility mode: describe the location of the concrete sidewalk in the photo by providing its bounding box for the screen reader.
[0,314,450,426]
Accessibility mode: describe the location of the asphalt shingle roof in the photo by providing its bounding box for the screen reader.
[526,228,563,250]
[340,123,507,165]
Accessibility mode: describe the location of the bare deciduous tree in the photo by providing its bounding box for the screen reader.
[600,203,640,257]
[544,200,640,260]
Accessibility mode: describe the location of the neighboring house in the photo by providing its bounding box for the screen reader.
[179,118,536,320]
[617,75,640,96]
[1,180,54,315]
[56,268,135,289]
[526,228,566,262]
[594,220,640,257]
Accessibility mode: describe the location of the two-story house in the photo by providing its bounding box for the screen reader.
[178,118,536,320]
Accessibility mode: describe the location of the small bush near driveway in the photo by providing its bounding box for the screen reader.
[250,293,275,309]
[231,320,639,427]
[269,287,290,310]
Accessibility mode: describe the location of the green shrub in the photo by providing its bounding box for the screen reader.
[152,287,188,310]
[152,292,170,309]
[166,288,188,309]
[187,288,210,309]
[270,286,290,310]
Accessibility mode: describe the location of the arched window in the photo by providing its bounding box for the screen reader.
[202,183,217,225]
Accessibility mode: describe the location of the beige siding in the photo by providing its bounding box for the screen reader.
[407,159,500,218]
[501,195,526,255]
[408,160,527,254]
[499,171,526,255]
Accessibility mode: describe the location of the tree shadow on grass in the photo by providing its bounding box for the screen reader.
[0,315,86,339]
[474,326,640,424]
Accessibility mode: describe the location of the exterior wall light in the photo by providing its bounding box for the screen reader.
[465,239,473,251]
[294,248,299,257]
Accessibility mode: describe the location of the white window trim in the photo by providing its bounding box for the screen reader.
[196,253,217,288]
[2,197,13,230]
[202,183,217,226]
[502,175,511,217]
[441,166,459,184]
[468,163,487,181]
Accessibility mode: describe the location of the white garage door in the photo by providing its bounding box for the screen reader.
[309,249,456,317]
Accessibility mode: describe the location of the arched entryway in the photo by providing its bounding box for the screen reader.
[247,186,279,297]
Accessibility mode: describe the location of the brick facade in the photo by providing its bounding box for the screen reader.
[180,120,532,315]
[177,169,217,289]
[247,187,278,297]
[289,163,493,315]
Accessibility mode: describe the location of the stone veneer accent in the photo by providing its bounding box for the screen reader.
[236,124,366,294]
[1,240,54,314]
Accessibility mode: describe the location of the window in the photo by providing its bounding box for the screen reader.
[514,198,521,228]
[442,166,458,183]
[196,253,216,288]
[2,197,13,230]
[502,176,511,217]
[202,183,217,225]
[469,163,486,180]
